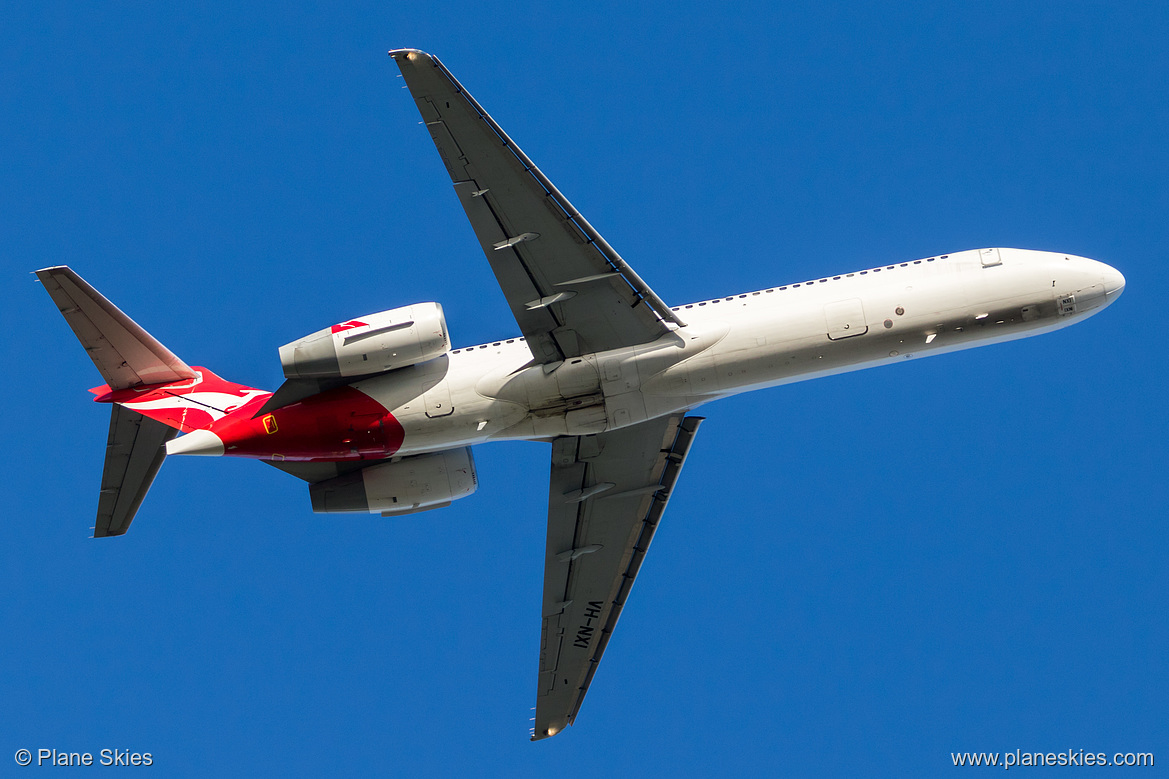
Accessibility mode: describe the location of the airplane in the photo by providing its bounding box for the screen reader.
[36,49,1125,741]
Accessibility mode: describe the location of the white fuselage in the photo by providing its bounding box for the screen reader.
[357,248,1124,456]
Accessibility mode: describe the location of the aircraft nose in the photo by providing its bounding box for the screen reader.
[1103,264,1126,298]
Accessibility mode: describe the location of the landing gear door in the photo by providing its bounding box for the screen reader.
[824,298,868,340]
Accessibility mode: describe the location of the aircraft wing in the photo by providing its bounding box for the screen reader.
[534,414,704,739]
[390,49,683,364]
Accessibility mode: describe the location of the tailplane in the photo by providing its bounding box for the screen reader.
[37,266,196,389]
[89,369,270,433]
[95,406,176,536]
[37,266,269,536]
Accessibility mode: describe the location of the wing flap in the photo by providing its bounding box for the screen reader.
[534,414,704,739]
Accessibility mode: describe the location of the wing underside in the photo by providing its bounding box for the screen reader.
[390,49,682,363]
[534,414,703,739]
[389,49,705,740]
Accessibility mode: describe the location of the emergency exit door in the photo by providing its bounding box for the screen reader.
[824,298,868,340]
[423,380,454,418]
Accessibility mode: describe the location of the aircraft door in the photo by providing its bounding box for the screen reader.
[423,380,454,418]
[824,298,868,340]
[979,248,1002,267]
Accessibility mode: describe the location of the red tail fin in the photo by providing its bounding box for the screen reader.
[92,368,271,433]
[38,266,273,536]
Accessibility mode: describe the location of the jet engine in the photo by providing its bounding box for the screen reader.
[309,447,477,516]
[279,303,449,379]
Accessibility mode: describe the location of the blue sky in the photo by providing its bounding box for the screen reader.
[2,2,1165,775]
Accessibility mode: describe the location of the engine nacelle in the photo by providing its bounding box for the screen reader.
[309,447,477,516]
[279,303,449,379]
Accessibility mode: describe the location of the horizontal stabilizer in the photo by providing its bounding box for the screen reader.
[36,266,196,390]
[96,405,178,537]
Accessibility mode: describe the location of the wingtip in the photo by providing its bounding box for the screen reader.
[529,723,565,741]
[93,527,127,539]
[388,48,429,59]
[33,265,69,281]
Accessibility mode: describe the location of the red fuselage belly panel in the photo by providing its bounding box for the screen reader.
[208,386,405,462]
